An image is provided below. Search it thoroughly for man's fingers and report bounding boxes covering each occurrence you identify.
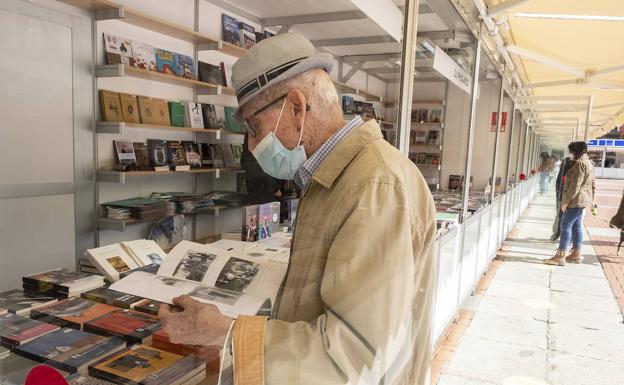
[172,295,198,310]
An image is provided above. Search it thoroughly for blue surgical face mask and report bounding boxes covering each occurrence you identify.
[252,99,307,180]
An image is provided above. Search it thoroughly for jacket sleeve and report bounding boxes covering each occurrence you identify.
[562,162,584,206]
[231,177,436,385]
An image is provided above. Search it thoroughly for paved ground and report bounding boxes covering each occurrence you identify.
[436,181,624,385]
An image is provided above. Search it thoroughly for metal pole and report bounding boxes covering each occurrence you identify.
[584,95,593,141]
[575,118,581,141]
[396,0,420,156]
[515,118,527,181]
[505,103,517,188]
[523,126,532,173]
[490,69,506,201]
[460,27,482,223]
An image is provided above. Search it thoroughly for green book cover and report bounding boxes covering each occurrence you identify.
[224,106,242,132]
[168,101,186,127]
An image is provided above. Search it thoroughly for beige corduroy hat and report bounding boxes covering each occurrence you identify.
[232,33,333,118]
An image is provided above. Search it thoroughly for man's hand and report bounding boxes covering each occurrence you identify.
[561,203,568,212]
[159,295,233,347]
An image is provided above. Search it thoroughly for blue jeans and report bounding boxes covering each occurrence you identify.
[558,207,585,251]
[539,172,549,193]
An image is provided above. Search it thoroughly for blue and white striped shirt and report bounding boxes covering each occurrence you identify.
[293,116,363,190]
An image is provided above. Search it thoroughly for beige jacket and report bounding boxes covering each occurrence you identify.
[232,120,437,385]
[562,154,595,208]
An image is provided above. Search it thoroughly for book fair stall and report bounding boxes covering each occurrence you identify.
[0,0,543,383]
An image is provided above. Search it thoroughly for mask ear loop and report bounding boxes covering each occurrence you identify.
[297,113,305,147]
[272,98,288,136]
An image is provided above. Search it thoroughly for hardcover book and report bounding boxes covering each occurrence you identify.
[118,93,140,123]
[448,175,462,190]
[200,143,224,168]
[183,141,202,168]
[30,297,117,330]
[224,106,242,132]
[231,144,243,165]
[238,22,256,49]
[173,53,195,79]
[167,141,190,171]
[102,33,132,65]
[426,130,440,145]
[131,41,156,71]
[242,205,259,242]
[84,309,161,344]
[202,104,226,129]
[185,102,204,129]
[99,90,123,122]
[85,243,140,282]
[121,239,167,267]
[137,96,170,126]
[198,61,225,85]
[15,328,125,374]
[168,101,186,127]
[23,268,105,296]
[0,313,59,346]
[113,140,137,169]
[132,142,150,171]
[147,140,170,171]
[257,203,274,240]
[81,287,147,310]
[222,14,240,46]
[0,289,58,316]
[154,48,177,76]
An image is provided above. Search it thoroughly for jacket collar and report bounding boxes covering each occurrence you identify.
[311,119,383,189]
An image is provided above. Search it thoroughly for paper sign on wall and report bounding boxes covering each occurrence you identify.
[491,112,507,132]
[432,46,472,94]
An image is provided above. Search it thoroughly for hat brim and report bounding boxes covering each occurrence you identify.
[235,52,334,121]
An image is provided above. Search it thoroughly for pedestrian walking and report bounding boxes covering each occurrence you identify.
[538,153,554,194]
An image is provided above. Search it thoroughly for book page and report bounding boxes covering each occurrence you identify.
[122,239,167,267]
[85,244,139,282]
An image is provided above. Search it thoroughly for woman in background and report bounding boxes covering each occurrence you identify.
[538,153,554,194]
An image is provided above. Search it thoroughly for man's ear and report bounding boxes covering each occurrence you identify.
[286,89,307,130]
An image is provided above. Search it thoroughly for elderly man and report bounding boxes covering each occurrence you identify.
[160,33,437,385]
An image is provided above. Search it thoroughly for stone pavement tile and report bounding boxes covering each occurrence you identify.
[549,305,624,333]
[549,273,615,298]
[550,290,620,314]
[547,352,624,385]
[444,335,548,385]
[485,280,552,302]
[548,323,624,363]
[549,262,606,279]
[491,266,551,287]
[465,312,548,349]
[586,226,621,238]
[475,295,549,322]
[437,374,496,385]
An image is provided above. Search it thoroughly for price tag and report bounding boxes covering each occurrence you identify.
[216,169,220,179]
[216,130,221,140]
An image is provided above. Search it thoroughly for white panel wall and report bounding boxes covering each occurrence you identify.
[440,83,471,190]
[470,79,499,191]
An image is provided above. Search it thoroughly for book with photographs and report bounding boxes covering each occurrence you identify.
[31,297,117,330]
[182,141,202,168]
[200,143,224,168]
[167,141,190,171]
[133,299,163,316]
[202,104,226,129]
[113,140,137,169]
[103,33,133,65]
[185,102,204,129]
[99,90,122,122]
[81,287,147,310]
[231,143,243,165]
[154,48,177,76]
[0,313,59,346]
[15,327,125,374]
[23,268,105,297]
[119,93,140,123]
[85,244,140,282]
[173,53,195,80]
[132,142,150,171]
[84,309,160,344]
[224,106,242,132]
[110,240,289,318]
[168,101,186,127]
[198,61,224,85]
[147,139,170,171]
[426,130,440,145]
[238,22,256,49]
[242,204,259,242]
[89,344,205,385]
[131,41,156,71]
[222,14,240,46]
[122,239,167,267]
[0,289,58,315]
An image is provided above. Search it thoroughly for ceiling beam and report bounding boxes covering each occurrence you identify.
[346,0,403,41]
[506,45,585,77]
[343,53,402,63]
[524,79,578,89]
[417,30,474,43]
[311,35,397,47]
[487,0,531,17]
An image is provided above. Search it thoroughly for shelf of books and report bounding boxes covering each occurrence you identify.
[97,167,244,184]
[334,81,395,105]
[95,121,244,136]
[97,206,227,232]
[409,101,446,190]
[57,0,248,58]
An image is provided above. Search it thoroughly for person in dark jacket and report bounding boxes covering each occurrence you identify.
[550,157,573,241]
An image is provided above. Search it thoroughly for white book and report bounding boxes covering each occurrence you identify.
[85,244,140,282]
[186,102,204,128]
[121,239,167,267]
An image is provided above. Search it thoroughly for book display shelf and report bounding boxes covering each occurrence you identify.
[409,100,447,190]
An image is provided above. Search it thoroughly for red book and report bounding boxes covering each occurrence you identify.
[84,309,160,344]
[0,313,59,346]
[30,297,117,330]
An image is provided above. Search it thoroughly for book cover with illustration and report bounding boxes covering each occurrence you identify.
[182,141,202,168]
[238,22,256,49]
[84,309,161,344]
[81,287,147,310]
[166,141,189,170]
[0,289,58,316]
[118,93,140,123]
[154,48,177,76]
[30,297,117,330]
[22,268,104,296]
[185,102,204,129]
[103,33,132,65]
[168,101,186,127]
[147,140,169,170]
[173,53,195,79]
[0,313,59,346]
[133,142,150,171]
[222,14,240,46]
[99,90,123,123]
[131,41,156,71]
[224,106,242,132]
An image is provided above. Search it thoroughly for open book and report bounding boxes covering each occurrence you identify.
[85,240,167,282]
[110,241,289,318]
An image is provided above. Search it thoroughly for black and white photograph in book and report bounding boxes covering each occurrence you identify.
[172,251,217,282]
[215,258,259,293]
[155,276,190,288]
[189,286,241,306]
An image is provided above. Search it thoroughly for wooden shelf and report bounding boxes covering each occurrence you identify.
[95,64,235,95]
[411,122,443,129]
[98,205,232,231]
[95,121,245,135]
[97,167,244,184]
[58,0,248,58]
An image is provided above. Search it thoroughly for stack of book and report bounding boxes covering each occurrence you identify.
[22,268,105,298]
[81,287,148,310]
[0,313,59,346]
[0,289,58,315]
[150,192,215,214]
[83,309,161,344]
[30,297,118,330]
[102,197,169,221]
